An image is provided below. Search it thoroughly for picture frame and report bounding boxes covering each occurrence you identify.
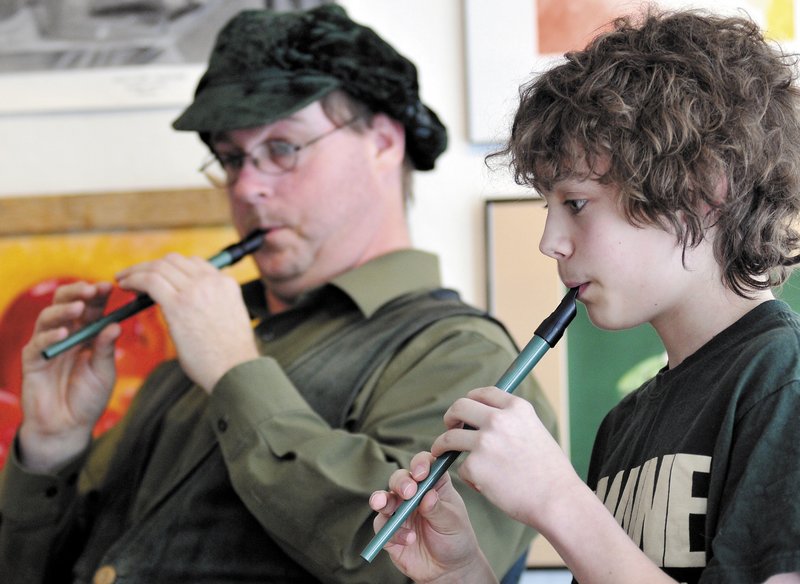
[0,0,267,114]
[485,197,569,567]
[0,188,258,467]
[464,0,800,144]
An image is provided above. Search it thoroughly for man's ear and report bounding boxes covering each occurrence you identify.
[368,113,406,168]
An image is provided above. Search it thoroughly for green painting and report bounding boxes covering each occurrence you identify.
[567,272,800,479]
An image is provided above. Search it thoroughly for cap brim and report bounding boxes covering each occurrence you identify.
[172,75,341,133]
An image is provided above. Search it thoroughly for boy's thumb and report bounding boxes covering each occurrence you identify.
[417,478,463,534]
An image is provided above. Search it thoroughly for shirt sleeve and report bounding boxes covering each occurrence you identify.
[0,360,183,584]
[208,315,556,583]
[699,381,800,583]
[0,440,87,583]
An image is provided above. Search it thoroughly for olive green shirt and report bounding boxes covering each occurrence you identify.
[0,250,556,583]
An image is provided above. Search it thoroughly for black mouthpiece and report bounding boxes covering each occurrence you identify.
[534,287,578,347]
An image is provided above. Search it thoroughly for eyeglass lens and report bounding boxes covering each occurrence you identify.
[201,118,359,187]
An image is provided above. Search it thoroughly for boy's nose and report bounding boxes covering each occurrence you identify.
[538,216,572,260]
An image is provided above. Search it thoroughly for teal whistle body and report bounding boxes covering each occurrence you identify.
[40,229,266,360]
[360,287,578,562]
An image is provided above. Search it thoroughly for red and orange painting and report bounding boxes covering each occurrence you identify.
[0,225,257,468]
[465,0,797,144]
[536,0,795,54]
[536,0,632,54]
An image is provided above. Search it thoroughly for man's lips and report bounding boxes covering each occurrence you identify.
[254,226,292,248]
[256,226,282,237]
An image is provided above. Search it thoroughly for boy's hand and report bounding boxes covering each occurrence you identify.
[432,387,579,528]
[369,451,498,584]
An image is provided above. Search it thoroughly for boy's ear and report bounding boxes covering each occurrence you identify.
[712,175,729,204]
[368,112,406,168]
[706,175,728,216]
[690,175,728,229]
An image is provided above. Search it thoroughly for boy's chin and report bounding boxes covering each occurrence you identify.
[585,306,643,331]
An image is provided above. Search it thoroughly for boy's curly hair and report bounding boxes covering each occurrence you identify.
[499,8,800,296]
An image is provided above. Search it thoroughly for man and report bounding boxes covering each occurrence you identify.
[0,5,555,583]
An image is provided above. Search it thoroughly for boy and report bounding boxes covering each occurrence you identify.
[370,9,800,584]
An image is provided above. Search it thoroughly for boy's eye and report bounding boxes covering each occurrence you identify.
[565,199,587,213]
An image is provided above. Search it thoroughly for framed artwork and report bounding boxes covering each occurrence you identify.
[0,188,259,467]
[0,0,329,114]
[465,0,800,144]
[486,197,571,568]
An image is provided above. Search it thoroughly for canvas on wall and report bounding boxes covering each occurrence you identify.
[0,0,329,114]
[465,0,800,144]
[485,198,568,567]
[0,189,258,468]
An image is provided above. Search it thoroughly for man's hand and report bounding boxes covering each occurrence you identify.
[19,281,120,473]
[115,253,259,392]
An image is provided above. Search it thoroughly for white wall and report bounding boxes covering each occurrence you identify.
[0,0,531,308]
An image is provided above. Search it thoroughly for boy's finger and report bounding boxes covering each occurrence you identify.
[409,451,435,480]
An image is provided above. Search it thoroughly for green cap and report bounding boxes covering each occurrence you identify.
[173,4,447,171]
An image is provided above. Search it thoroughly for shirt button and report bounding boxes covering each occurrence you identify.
[93,565,117,584]
[217,419,228,432]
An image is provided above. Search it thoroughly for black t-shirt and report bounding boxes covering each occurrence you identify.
[584,300,800,584]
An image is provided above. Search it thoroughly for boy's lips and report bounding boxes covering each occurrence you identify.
[563,281,589,298]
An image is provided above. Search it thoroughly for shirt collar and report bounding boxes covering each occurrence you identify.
[242,249,442,320]
[329,249,441,317]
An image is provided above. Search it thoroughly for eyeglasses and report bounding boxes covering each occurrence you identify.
[200,118,360,187]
